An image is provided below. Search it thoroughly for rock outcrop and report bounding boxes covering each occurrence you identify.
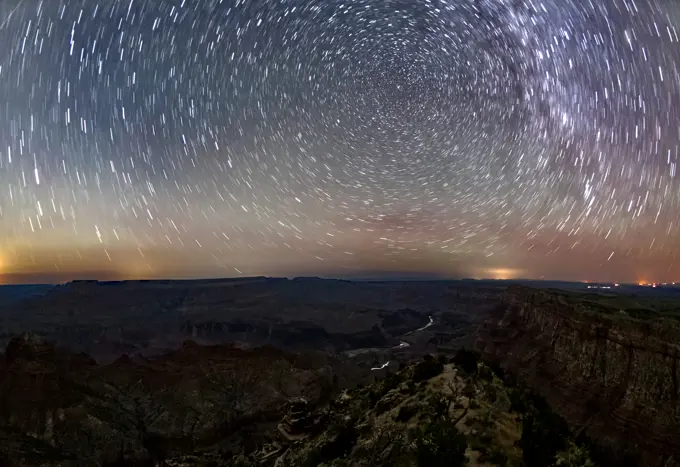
[0,338,341,466]
[478,285,680,467]
[278,397,315,440]
[163,355,548,467]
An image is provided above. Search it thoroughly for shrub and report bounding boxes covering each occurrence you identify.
[367,390,380,408]
[382,373,401,393]
[367,373,401,408]
[485,385,498,402]
[396,404,418,422]
[487,360,505,379]
[468,435,488,453]
[426,394,449,419]
[415,417,467,467]
[588,438,642,467]
[519,408,568,467]
[478,365,494,382]
[481,448,508,466]
[304,421,358,466]
[555,441,595,467]
[374,390,402,415]
[453,348,480,375]
[412,356,444,383]
[508,387,527,413]
[478,432,493,443]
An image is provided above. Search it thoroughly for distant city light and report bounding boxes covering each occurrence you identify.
[484,268,523,280]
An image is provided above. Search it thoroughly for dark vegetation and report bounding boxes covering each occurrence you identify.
[314,347,613,467]
[544,287,680,322]
[516,391,569,467]
[451,347,480,375]
[450,348,605,467]
[302,420,359,467]
[412,354,444,383]
[414,416,467,467]
[361,349,605,467]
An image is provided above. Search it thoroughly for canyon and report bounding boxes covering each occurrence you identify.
[478,285,680,467]
[2,278,680,465]
[0,277,502,364]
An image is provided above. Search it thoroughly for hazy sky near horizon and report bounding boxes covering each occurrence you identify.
[2,0,680,284]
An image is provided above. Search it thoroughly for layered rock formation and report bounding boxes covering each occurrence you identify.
[478,285,680,466]
[277,397,317,441]
[0,335,345,466]
[2,278,476,361]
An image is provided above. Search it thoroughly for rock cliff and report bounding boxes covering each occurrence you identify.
[0,335,355,466]
[478,285,680,467]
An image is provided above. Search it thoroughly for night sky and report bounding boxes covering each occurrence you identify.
[2,0,680,284]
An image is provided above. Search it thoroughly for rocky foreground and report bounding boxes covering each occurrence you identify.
[166,351,597,467]
[0,331,598,467]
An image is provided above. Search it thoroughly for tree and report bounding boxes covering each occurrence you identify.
[556,441,595,467]
[519,407,567,467]
[199,360,262,426]
[83,377,180,465]
[414,416,467,467]
[452,348,480,375]
[412,356,444,383]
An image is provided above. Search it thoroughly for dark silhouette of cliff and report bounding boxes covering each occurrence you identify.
[478,285,680,467]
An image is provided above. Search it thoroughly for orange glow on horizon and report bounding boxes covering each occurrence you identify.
[486,267,523,280]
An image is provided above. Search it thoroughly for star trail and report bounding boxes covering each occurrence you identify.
[1,0,680,283]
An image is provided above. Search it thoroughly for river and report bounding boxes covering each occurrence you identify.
[370,315,434,371]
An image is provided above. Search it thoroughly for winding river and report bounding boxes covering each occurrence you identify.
[370,315,434,371]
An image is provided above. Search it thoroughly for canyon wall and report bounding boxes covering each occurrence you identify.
[478,285,680,467]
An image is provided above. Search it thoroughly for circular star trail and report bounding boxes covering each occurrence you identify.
[1,0,680,283]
